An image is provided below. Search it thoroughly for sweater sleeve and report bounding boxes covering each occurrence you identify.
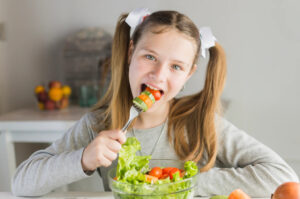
[11,113,96,197]
[195,117,299,197]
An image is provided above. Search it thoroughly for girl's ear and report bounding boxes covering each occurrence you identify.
[128,40,134,64]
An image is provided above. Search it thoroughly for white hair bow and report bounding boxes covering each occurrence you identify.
[125,8,151,36]
[199,27,217,58]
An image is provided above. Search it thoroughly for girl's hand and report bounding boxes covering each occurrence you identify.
[81,130,126,171]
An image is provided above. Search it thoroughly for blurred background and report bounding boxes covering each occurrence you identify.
[0,0,299,192]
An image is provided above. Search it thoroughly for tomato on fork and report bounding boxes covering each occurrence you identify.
[145,87,162,101]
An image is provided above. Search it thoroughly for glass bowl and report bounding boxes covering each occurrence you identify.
[108,159,199,199]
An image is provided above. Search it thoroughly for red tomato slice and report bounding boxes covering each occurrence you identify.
[159,173,169,179]
[168,168,181,180]
[149,167,162,178]
[162,167,176,175]
[145,87,162,101]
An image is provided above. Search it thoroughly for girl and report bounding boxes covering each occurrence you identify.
[12,8,298,197]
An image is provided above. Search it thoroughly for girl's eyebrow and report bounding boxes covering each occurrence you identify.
[141,48,158,55]
[141,48,189,67]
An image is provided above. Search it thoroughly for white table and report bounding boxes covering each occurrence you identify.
[0,192,268,199]
[0,106,90,191]
[0,192,113,199]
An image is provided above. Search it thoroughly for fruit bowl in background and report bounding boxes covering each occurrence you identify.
[34,80,72,110]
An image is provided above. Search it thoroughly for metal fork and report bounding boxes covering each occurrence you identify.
[121,105,142,132]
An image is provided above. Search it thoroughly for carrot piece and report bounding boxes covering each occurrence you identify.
[138,94,153,109]
[145,174,158,183]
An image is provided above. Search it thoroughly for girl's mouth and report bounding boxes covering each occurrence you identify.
[141,83,164,96]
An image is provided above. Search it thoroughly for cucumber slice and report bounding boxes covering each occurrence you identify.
[133,97,148,112]
[209,195,228,199]
[141,91,155,104]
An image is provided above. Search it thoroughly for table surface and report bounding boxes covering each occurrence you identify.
[0,192,268,199]
[0,106,90,132]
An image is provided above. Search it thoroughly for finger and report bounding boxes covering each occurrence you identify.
[107,130,126,144]
[98,154,112,167]
[116,130,127,144]
[107,140,122,153]
[103,148,118,162]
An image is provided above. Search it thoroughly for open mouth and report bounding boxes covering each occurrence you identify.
[141,83,164,96]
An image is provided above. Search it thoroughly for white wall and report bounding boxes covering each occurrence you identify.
[1,0,299,191]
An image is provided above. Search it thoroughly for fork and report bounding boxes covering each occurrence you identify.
[121,105,142,132]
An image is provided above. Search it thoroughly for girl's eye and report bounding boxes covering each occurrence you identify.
[172,64,182,71]
[146,54,156,61]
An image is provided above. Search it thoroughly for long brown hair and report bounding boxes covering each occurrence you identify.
[93,10,227,172]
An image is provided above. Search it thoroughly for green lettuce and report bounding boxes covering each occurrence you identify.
[116,137,151,183]
[183,161,198,179]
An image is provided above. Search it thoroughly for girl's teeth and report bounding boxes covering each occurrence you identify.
[146,84,159,90]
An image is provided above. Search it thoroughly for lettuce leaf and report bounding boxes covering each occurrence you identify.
[183,161,198,179]
[117,137,151,183]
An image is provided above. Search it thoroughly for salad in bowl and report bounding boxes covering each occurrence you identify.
[108,137,199,199]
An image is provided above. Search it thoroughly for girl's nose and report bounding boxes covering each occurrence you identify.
[149,63,167,83]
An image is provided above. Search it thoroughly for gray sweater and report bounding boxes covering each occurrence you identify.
[11,109,299,197]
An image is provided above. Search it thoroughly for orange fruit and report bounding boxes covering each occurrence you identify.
[62,85,72,97]
[272,182,300,199]
[35,85,45,94]
[228,189,251,199]
[48,88,63,102]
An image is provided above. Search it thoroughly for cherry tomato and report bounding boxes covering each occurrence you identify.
[168,168,181,180]
[159,173,169,179]
[162,167,175,175]
[146,87,162,101]
[149,167,162,178]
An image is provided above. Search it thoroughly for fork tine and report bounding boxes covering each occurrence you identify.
[121,106,142,132]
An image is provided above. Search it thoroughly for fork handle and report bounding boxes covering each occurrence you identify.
[121,119,133,132]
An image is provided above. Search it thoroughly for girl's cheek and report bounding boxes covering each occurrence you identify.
[170,78,185,94]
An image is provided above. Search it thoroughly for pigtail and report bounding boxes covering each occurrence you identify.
[110,14,132,129]
[195,42,226,171]
[169,42,226,172]
[93,13,132,129]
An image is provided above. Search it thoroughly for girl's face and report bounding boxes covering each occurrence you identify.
[128,28,197,112]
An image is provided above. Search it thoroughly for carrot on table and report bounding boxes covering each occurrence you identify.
[228,189,251,199]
